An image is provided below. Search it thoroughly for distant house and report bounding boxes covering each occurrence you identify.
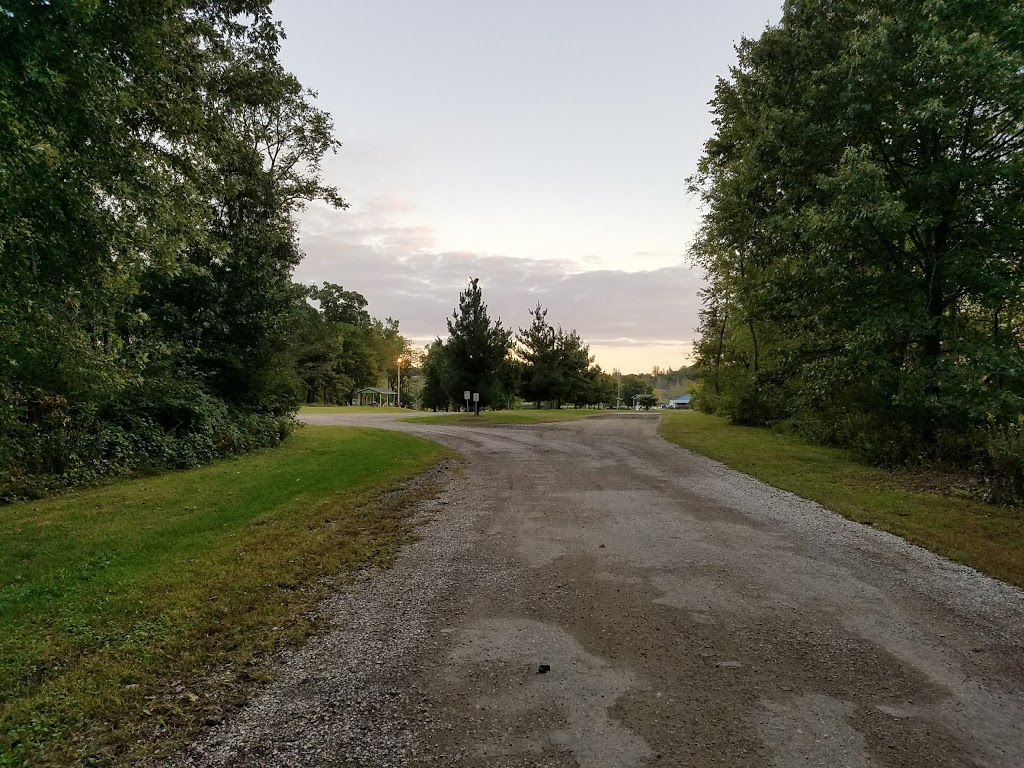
[354,386,398,406]
[668,395,692,410]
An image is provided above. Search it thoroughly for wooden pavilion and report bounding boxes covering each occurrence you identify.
[354,386,398,406]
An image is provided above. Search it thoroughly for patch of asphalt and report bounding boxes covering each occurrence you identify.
[166,414,1024,767]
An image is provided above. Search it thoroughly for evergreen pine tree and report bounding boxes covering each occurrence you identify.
[554,328,594,408]
[516,303,560,407]
[442,278,513,409]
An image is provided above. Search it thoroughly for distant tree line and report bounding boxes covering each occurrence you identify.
[419,279,619,412]
[292,282,412,406]
[689,0,1024,502]
[0,3,373,500]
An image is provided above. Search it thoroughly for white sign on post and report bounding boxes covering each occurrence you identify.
[472,392,480,402]
[464,391,471,400]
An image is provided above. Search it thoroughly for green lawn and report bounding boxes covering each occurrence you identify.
[659,411,1024,588]
[299,405,409,414]
[404,409,610,425]
[0,426,449,767]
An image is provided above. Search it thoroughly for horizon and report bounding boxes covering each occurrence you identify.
[275,0,783,372]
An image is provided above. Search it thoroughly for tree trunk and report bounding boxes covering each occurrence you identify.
[714,310,728,395]
[747,318,759,373]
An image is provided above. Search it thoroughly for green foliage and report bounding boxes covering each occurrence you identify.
[636,393,659,411]
[580,365,619,408]
[515,303,605,408]
[291,283,413,406]
[979,418,1024,506]
[660,410,1024,587]
[440,278,514,409]
[516,303,561,405]
[689,0,1024,492]
[620,374,654,408]
[419,339,452,411]
[1,3,351,499]
[0,383,291,502]
[312,282,371,326]
[0,426,448,765]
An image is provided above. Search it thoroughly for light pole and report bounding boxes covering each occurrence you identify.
[396,356,403,408]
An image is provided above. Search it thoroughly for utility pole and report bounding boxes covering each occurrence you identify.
[396,356,403,408]
[614,367,622,410]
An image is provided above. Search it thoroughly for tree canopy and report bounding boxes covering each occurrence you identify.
[440,278,514,408]
[515,303,599,408]
[689,0,1024,498]
[0,3,355,498]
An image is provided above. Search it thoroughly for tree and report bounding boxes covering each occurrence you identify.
[516,303,560,406]
[0,3,347,498]
[553,328,594,408]
[579,365,618,408]
[287,285,415,406]
[442,278,513,409]
[620,375,654,410]
[312,283,370,327]
[637,394,659,411]
[420,340,451,411]
[689,0,1024,471]
[515,303,596,408]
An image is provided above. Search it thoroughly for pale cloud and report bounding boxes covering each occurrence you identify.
[293,202,704,372]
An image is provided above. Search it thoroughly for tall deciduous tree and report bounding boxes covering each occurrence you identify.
[690,0,1024,478]
[0,3,347,498]
[420,340,451,411]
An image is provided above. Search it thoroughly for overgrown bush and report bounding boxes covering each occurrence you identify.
[978,419,1024,506]
[0,386,294,503]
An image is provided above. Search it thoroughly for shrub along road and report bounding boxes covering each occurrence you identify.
[173,412,1024,767]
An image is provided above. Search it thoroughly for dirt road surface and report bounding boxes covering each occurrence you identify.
[171,414,1024,767]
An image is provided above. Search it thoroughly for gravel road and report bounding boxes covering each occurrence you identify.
[169,413,1024,767]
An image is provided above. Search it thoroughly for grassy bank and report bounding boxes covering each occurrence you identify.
[405,409,609,426]
[0,426,449,766]
[659,411,1024,588]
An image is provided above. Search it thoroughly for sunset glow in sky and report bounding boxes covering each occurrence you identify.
[276,0,782,373]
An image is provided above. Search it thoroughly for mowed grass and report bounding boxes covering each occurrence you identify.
[404,409,609,425]
[659,411,1024,587]
[299,405,408,414]
[0,426,449,767]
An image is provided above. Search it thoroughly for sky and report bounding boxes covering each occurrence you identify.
[275,0,783,373]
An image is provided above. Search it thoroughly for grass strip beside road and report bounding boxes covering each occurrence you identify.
[0,426,449,767]
[299,405,410,414]
[404,409,608,425]
[659,411,1024,588]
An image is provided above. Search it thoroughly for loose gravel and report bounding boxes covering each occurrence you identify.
[166,414,1024,768]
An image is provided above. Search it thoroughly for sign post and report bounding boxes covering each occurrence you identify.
[464,390,471,413]
[473,392,480,416]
